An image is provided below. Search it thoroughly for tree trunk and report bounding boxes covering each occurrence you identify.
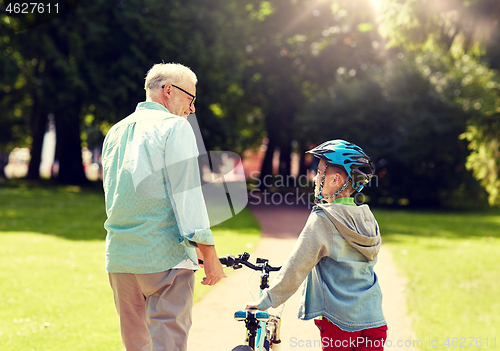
[278,137,291,178]
[26,94,46,180]
[297,138,309,178]
[276,104,294,178]
[54,106,89,185]
[0,151,8,179]
[259,136,276,191]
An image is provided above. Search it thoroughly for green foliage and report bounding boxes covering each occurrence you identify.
[377,0,500,205]
[461,129,500,205]
[0,0,267,180]
[421,51,500,206]
[2,0,497,205]
[243,0,383,179]
[299,52,485,207]
[0,10,36,152]
[378,0,495,56]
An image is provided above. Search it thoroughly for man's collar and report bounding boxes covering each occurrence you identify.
[136,101,171,113]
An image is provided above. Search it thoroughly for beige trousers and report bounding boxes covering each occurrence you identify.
[109,269,195,351]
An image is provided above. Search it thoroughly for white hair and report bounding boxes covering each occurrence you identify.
[144,63,197,99]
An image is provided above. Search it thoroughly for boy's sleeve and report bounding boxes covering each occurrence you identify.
[256,210,334,311]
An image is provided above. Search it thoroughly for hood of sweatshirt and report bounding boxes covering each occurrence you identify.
[316,203,381,261]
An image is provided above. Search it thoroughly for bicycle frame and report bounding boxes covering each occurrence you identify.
[211,253,282,351]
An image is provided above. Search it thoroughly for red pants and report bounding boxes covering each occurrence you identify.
[315,318,388,351]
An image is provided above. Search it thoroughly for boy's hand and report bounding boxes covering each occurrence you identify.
[245,302,261,311]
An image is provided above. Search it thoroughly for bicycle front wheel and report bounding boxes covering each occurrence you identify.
[231,346,252,351]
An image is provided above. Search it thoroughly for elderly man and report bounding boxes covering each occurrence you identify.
[102,63,226,351]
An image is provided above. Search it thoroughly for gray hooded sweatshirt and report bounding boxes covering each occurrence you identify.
[255,199,386,332]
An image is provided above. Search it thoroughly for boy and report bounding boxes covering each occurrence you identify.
[246,139,387,351]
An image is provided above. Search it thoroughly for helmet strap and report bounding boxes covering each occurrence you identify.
[332,179,352,198]
[314,164,352,204]
[314,165,328,204]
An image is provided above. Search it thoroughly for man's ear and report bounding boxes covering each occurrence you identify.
[163,84,172,98]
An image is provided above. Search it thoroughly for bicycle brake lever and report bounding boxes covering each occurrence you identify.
[240,252,250,260]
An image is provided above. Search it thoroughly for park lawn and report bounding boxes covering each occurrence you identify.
[0,183,260,351]
[374,209,500,351]
[3,182,498,351]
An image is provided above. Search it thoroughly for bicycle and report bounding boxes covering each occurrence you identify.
[201,252,283,351]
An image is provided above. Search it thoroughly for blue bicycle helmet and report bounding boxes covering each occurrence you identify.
[307,140,375,203]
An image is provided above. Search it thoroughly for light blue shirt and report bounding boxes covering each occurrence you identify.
[102,102,214,274]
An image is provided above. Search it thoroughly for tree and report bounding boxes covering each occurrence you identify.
[0,87,28,178]
[298,51,483,207]
[237,0,382,187]
[377,0,500,205]
[0,15,43,180]
[0,0,264,184]
[1,0,89,183]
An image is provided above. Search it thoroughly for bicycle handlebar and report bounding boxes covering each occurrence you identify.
[199,252,281,272]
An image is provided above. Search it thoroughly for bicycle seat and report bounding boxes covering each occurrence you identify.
[234,310,270,321]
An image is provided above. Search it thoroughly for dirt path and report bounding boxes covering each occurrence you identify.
[189,203,415,350]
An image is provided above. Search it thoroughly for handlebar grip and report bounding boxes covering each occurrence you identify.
[197,257,232,266]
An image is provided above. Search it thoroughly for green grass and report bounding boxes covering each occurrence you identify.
[0,182,260,351]
[374,209,500,350]
[0,233,120,350]
[4,181,498,350]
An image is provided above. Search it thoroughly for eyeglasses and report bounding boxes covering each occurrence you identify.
[162,84,196,105]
